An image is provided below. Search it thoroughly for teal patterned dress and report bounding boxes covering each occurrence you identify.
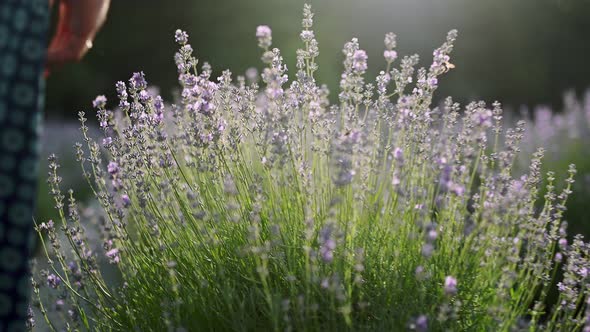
[0,0,49,330]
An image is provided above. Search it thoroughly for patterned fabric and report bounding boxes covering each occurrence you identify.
[0,0,49,330]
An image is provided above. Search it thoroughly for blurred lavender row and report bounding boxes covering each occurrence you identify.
[520,90,590,158]
[516,90,590,235]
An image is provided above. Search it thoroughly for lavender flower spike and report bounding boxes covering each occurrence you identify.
[444,276,458,295]
[256,25,272,49]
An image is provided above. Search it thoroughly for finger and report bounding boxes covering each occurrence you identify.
[47,2,70,67]
[47,35,91,69]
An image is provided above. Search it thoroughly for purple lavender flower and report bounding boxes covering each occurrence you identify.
[352,49,368,73]
[26,306,35,329]
[106,248,120,264]
[415,315,428,332]
[119,99,130,111]
[393,147,404,161]
[432,49,451,69]
[174,29,189,45]
[39,219,54,231]
[256,25,272,38]
[200,133,213,143]
[47,274,61,289]
[256,25,272,49]
[115,81,126,95]
[190,80,219,115]
[245,67,258,83]
[154,95,164,112]
[319,224,337,263]
[322,239,336,262]
[92,95,107,109]
[182,74,197,87]
[102,137,113,146]
[67,261,78,273]
[472,108,493,127]
[558,238,568,249]
[121,194,131,208]
[384,50,398,63]
[55,299,65,311]
[138,90,150,103]
[427,77,438,88]
[107,161,119,175]
[180,44,193,57]
[300,30,314,42]
[153,113,164,124]
[392,175,401,186]
[130,71,147,91]
[450,183,465,196]
[68,309,77,320]
[217,120,227,133]
[444,275,458,295]
[427,229,438,241]
[175,54,186,73]
[384,32,396,50]
[266,87,284,99]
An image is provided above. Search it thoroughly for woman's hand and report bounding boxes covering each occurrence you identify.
[46,0,111,71]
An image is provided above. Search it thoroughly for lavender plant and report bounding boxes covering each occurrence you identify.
[32,5,590,331]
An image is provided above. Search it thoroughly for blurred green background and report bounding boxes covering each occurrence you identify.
[39,0,590,231]
[45,0,590,116]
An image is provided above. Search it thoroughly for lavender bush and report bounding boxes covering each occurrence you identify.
[32,5,590,331]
